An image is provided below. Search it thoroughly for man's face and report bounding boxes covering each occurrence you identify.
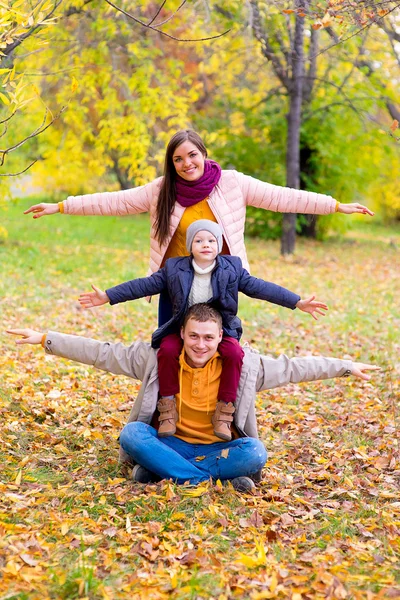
[181,318,223,368]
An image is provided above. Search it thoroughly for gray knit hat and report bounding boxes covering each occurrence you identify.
[186,219,223,254]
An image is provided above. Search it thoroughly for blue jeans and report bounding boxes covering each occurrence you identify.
[119,421,267,485]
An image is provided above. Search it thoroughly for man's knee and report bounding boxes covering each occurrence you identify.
[241,438,267,470]
[119,421,149,447]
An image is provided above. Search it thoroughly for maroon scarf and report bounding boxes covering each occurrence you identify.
[175,159,222,207]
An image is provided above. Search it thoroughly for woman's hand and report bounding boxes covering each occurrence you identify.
[6,328,43,345]
[351,363,381,380]
[79,285,110,309]
[296,295,328,320]
[338,203,374,216]
[24,203,60,219]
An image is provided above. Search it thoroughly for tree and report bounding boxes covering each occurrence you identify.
[1,0,228,183]
[8,0,231,193]
[0,0,66,177]
[249,0,400,254]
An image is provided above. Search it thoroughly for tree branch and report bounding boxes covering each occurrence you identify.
[0,159,38,177]
[303,28,318,103]
[152,1,188,27]
[312,2,400,58]
[103,0,230,42]
[249,0,290,90]
[148,1,167,26]
[325,26,400,128]
[0,106,67,167]
[2,0,64,60]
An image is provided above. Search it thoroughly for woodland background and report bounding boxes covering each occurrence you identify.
[1,1,400,598]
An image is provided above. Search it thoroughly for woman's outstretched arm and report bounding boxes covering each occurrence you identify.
[236,171,374,217]
[24,178,162,219]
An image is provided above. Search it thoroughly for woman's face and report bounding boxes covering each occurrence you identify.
[172,141,205,181]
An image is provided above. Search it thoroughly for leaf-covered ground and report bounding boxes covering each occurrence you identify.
[1,200,399,599]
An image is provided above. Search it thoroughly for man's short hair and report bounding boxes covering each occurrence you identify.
[182,303,223,330]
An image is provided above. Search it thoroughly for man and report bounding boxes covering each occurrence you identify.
[7,304,379,492]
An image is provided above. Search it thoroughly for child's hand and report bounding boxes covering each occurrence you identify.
[79,285,110,309]
[296,295,328,320]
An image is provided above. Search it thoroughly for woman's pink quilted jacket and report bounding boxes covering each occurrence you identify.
[63,170,336,274]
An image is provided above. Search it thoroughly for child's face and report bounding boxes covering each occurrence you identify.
[191,230,219,264]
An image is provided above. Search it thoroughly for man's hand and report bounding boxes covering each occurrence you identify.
[79,285,110,309]
[351,363,381,381]
[296,296,328,320]
[6,328,43,345]
[338,203,374,216]
[23,203,60,219]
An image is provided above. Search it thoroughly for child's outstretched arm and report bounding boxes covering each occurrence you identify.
[238,266,327,317]
[295,295,328,320]
[79,268,169,309]
[79,285,110,309]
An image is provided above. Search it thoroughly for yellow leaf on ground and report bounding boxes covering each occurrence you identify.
[126,516,131,534]
[61,522,69,535]
[180,484,209,497]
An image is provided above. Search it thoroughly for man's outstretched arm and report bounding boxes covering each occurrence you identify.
[256,352,380,392]
[6,328,153,381]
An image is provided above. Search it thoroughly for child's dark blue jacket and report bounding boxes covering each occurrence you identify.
[106,255,300,348]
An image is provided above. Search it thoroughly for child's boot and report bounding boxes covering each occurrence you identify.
[212,401,235,441]
[157,396,178,437]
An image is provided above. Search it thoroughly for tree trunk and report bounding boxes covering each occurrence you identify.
[110,155,132,190]
[299,143,317,238]
[281,2,306,256]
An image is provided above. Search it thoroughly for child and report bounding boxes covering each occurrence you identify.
[79,220,328,441]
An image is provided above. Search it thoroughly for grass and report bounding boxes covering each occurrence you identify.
[0,197,399,598]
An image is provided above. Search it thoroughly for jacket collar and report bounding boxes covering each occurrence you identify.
[177,254,229,271]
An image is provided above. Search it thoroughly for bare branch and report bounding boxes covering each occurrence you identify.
[0,105,67,168]
[0,159,38,177]
[249,0,290,89]
[153,0,188,27]
[378,21,400,68]
[302,98,371,123]
[274,30,291,67]
[325,25,400,125]
[249,85,286,110]
[302,74,367,118]
[103,0,230,42]
[303,28,318,103]
[0,121,9,140]
[148,1,167,26]
[0,112,16,126]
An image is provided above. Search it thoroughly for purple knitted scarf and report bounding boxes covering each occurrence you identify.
[175,159,222,207]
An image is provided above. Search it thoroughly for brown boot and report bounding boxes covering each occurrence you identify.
[212,401,235,441]
[157,396,178,437]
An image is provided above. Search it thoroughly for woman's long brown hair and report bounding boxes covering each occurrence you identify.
[155,130,207,246]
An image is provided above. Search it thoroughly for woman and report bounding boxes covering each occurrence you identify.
[25,129,373,323]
